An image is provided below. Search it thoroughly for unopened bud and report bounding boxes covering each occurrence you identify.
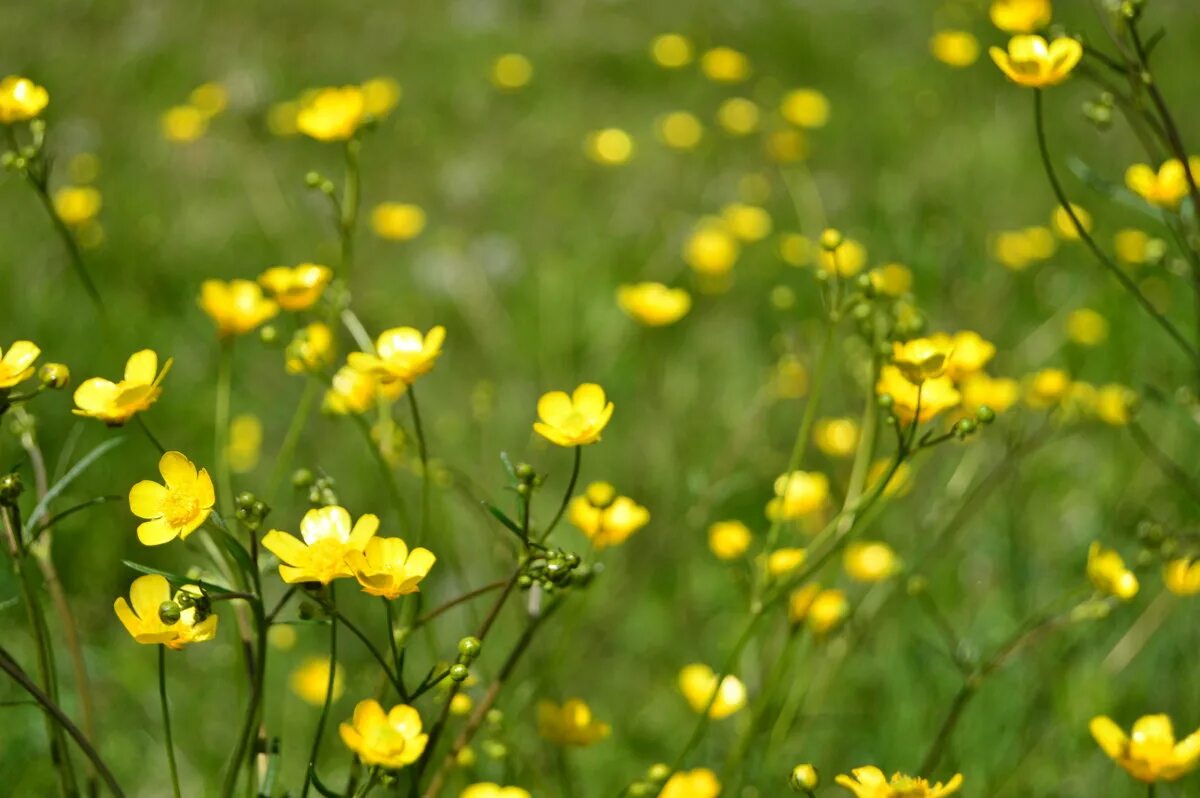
[38,363,70,389]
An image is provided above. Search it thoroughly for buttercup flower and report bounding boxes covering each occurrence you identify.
[73,349,172,425]
[781,88,829,129]
[661,769,721,798]
[537,698,611,746]
[709,520,752,560]
[788,584,822,625]
[129,451,215,546]
[1164,558,1200,596]
[657,111,704,150]
[1052,203,1092,240]
[700,46,751,83]
[371,202,427,240]
[568,483,649,549]
[1066,309,1108,346]
[491,54,533,90]
[870,263,913,297]
[349,326,446,386]
[585,128,634,165]
[650,33,693,68]
[684,222,740,276]
[679,664,746,718]
[339,699,427,769]
[0,340,40,389]
[227,414,262,473]
[722,203,772,242]
[945,331,995,380]
[286,322,335,375]
[1090,714,1200,783]
[836,766,963,797]
[989,35,1082,87]
[1087,542,1139,600]
[931,30,980,68]
[297,86,366,141]
[990,0,1052,33]
[818,235,868,277]
[1095,384,1136,426]
[716,97,760,136]
[199,279,279,337]
[290,656,346,705]
[258,263,333,311]
[767,547,807,576]
[792,764,820,790]
[1125,159,1198,210]
[617,282,692,326]
[806,588,849,635]
[263,505,379,584]
[533,383,614,446]
[323,364,406,415]
[461,785,531,798]
[766,471,829,521]
[345,537,436,599]
[961,374,1019,415]
[54,186,102,226]
[360,77,402,117]
[1024,367,1070,408]
[0,76,49,123]
[877,366,961,424]
[113,575,218,649]
[844,541,900,582]
[814,417,860,458]
[892,338,951,384]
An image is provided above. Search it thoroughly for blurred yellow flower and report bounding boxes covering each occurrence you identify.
[450,693,473,716]
[263,505,378,584]
[779,233,812,267]
[818,237,867,277]
[534,383,613,446]
[807,588,849,635]
[700,46,750,83]
[765,128,809,163]
[372,202,427,241]
[960,373,1019,414]
[568,483,648,550]
[537,699,611,746]
[189,82,228,117]
[788,583,822,624]
[931,30,980,67]
[722,203,771,242]
[1125,159,1197,210]
[814,417,860,458]
[297,86,366,142]
[685,222,740,275]
[678,664,746,718]
[1065,308,1108,346]
[877,366,961,424]
[650,33,693,68]
[53,186,101,226]
[199,279,279,337]
[774,354,809,399]
[339,699,427,769]
[585,128,634,165]
[1164,558,1200,596]
[267,101,300,137]
[716,97,760,136]
[844,541,900,582]
[0,75,49,123]
[1095,383,1136,426]
[268,624,297,650]
[324,365,405,415]
[73,349,171,425]
[286,322,335,375]
[766,471,829,521]
[1090,714,1200,783]
[708,520,752,560]
[780,88,830,128]
[945,331,995,380]
[1024,367,1069,409]
[491,54,533,90]
[128,451,215,546]
[349,326,446,386]
[767,547,807,576]
[462,784,531,798]
[992,226,1057,270]
[259,263,333,311]
[361,77,402,117]
[617,282,692,327]
[0,340,39,389]
[1114,228,1157,265]
[290,656,346,705]
[836,767,963,797]
[227,413,262,473]
[345,537,436,599]
[870,263,913,296]
[989,35,1082,87]
[661,769,720,798]
[1052,203,1092,240]
[657,111,704,150]
[1087,541,1139,600]
[990,0,1052,33]
[161,105,207,142]
[68,152,101,183]
[892,338,951,384]
[114,575,218,649]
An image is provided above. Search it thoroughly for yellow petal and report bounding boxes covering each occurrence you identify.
[129,574,170,619]
[159,451,197,489]
[124,349,159,384]
[262,530,309,565]
[348,513,380,549]
[137,517,179,546]
[572,383,607,416]
[128,480,167,519]
[1090,716,1129,758]
[2,340,40,372]
[537,391,573,426]
[195,468,216,508]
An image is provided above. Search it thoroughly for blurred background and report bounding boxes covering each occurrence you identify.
[3,0,1200,795]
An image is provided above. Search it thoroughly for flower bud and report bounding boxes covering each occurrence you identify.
[0,472,24,503]
[819,228,843,250]
[38,363,70,389]
[646,764,671,783]
[158,600,182,625]
[975,405,996,424]
[457,636,482,660]
[515,463,535,480]
[304,171,323,188]
[791,763,819,791]
[449,663,470,682]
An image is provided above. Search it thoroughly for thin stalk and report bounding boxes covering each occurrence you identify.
[136,415,168,455]
[158,647,182,798]
[406,386,431,540]
[215,340,235,517]
[383,599,403,693]
[413,579,509,629]
[541,445,582,542]
[340,138,361,276]
[221,597,267,798]
[302,585,339,798]
[349,411,412,530]
[267,378,318,502]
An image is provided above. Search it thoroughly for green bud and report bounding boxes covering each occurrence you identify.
[304,171,323,187]
[877,393,894,410]
[975,405,996,424]
[627,782,654,797]
[485,709,504,726]
[481,740,507,760]
[292,468,315,488]
[790,763,819,791]
[515,463,535,480]
[235,491,256,510]
[646,764,671,783]
[259,324,278,345]
[0,472,24,503]
[516,483,530,497]
[158,601,182,625]
[457,637,482,660]
[449,664,470,682]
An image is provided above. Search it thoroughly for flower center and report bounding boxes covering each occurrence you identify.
[162,490,199,527]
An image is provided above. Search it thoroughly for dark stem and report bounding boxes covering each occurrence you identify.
[541,446,582,542]
[406,386,431,541]
[158,647,182,798]
[302,584,339,798]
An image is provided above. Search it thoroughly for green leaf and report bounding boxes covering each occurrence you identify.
[26,436,125,528]
[208,524,257,584]
[499,451,518,482]
[121,560,233,595]
[483,501,525,541]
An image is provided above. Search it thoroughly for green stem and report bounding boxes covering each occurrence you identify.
[158,647,182,798]
[349,411,412,530]
[406,386,431,541]
[267,378,318,502]
[135,415,168,455]
[302,585,339,798]
[313,598,405,698]
[215,340,235,517]
[340,138,361,277]
[221,597,267,798]
[541,445,582,542]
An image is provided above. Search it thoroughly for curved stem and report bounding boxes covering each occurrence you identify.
[349,411,412,530]
[215,340,235,517]
[541,446,582,542]
[135,415,168,455]
[414,579,509,629]
[158,647,182,798]
[267,378,318,502]
[406,386,431,541]
[302,584,339,798]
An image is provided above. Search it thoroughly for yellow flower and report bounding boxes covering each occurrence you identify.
[491,54,533,90]
[765,129,809,164]
[262,505,379,584]
[657,111,704,150]
[813,417,860,458]
[845,542,900,582]
[1114,228,1159,265]
[1024,367,1070,409]
[1090,714,1200,783]
[286,322,335,375]
[989,35,1082,87]
[533,384,614,447]
[870,264,913,297]
[990,0,1052,33]
[775,354,809,399]
[53,186,102,226]
[708,521,752,560]
[0,76,49,123]
[189,82,228,117]
[1095,384,1136,426]
[685,222,740,275]
[1164,558,1200,596]
[867,459,913,498]
[781,88,829,128]
[1052,203,1092,240]
[1125,159,1196,210]
[199,279,279,337]
[227,414,262,473]
[818,236,868,277]
[878,366,961,424]
[0,340,40,389]
[323,365,404,415]
[807,588,849,635]
[568,484,649,550]
[1065,308,1108,346]
[767,547,807,576]
[162,105,207,142]
[339,699,427,769]
[1087,542,1139,600]
[349,326,446,386]
[361,77,402,117]
[778,233,812,267]
[258,263,333,311]
[766,471,829,522]
[716,97,760,136]
[722,203,772,242]
[650,34,693,68]
[461,784,531,798]
[345,537,436,599]
[290,656,346,705]
[449,693,473,716]
[113,575,218,650]
[992,226,1057,270]
[792,764,820,790]
[585,128,634,165]
[661,769,720,798]
[835,766,963,797]
[945,331,996,380]
[537,698,611,746]
[128,451,215,546]
[961,374,1019,414]
[73,349,171,425]
[700,47,750,83]
[297,86,366,141]
[931,30,980,68]
[678,664,746,718]
[617,283,692,327]
[892,338,952,384]
[371,202,427,241]
[787,583,821,625]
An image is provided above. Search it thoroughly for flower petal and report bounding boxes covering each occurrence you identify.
[128,480,168,519]
[124,349,159,384]
[159,451,197,489]
[137,517,179,546]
